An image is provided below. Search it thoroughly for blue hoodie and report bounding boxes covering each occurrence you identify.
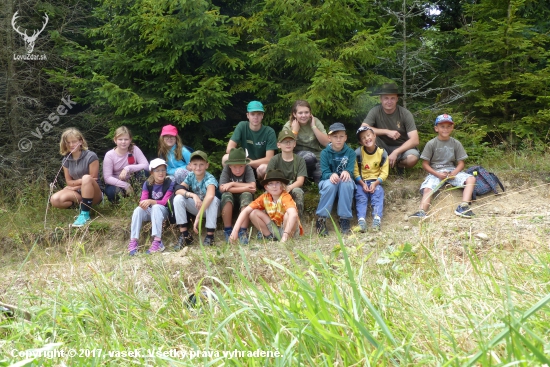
[166,145,192,176]
[319,143,356,181]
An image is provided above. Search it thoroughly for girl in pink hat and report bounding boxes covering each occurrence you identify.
[157,124,192,183]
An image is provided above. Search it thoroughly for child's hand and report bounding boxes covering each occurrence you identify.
[291,119,300,133]
[125,185,134,195]
[229,229,239,243]
[340,171,351,182]
[246,184,256,193]
[329,173,340,184]
[192,195,202,210]
[139,199,154,210]
[193,220,200,234]
[366,181,378,193]
[310,115,316,128]
[119,169,128,180]
[219,183,231,192]
[386,130,400,140]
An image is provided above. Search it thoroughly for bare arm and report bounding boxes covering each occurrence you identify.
[311,116,329,146]
[224,182,256,194]
[225,140,238,155]
[249,150,275,169]
[422,160,447,180]
[229,206,254,242]
[287,176,305,192]
[174,183,190,196]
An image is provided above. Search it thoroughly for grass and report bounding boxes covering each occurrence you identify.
[1,151,550,366]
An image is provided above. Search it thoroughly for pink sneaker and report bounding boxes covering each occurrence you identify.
[128,239,139,256]
[146,239,165,254]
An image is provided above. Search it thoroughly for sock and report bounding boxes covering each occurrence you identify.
[154,236,161,242]
[239,227,247,232]
[206,234,214,240]
[80,198,93,212]
[181,230,189,238]
[224,226,232,232]
[460,201,469,207]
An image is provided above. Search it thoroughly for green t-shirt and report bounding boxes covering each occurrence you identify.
[283,117,326,159]
[362,105,417,147]
[266,154,307,184]
[230,121,277,161]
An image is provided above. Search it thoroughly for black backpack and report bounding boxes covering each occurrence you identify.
[146,178,177,224]
[465,165,505,200]
[355,146,388,179]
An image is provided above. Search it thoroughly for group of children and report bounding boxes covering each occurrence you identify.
[50,102,476,255]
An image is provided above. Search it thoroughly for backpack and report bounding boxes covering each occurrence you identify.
[465,165,505,200]
[355,147,388,179]
[146,178,177,224]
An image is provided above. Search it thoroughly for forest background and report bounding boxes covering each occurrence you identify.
[0,0,549,193]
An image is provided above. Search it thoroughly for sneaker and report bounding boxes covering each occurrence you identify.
[174,233,193,251]
[339,218,351,235]
[410,210,427,219]
[358,218,367,233]
[257,231,264,240]
[203,236,215,246]
[316,217,328,236]
[238,228,249,245]
[372,216,381,231]
[455,203,475,218]
[146,239,165,254]
[223,228,233,243]
[72,211,91,227]
[263,233,276,241]
[128,239,139,256]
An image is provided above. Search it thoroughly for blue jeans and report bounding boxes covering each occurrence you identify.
[315,179,355,219]
[355,180,384,219]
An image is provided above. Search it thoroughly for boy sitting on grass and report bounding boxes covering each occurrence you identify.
[173,151,220,247]
[266,129,308,219]
[354,126,389,232]
[219,147,256,244]
[229,169,303,243]
[410,114,476,219]
[315,123,356,236]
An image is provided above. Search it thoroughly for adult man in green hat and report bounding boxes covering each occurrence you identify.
[360,83,419,171]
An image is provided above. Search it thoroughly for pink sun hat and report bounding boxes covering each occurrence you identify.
[160,124,178,136]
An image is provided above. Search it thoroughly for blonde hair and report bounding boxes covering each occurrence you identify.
[289,100,312,123]
[158,135,184,161]
[147,165,167,185]
[113,126,135,153]
[264,181,288,192]
[59,128,88,155]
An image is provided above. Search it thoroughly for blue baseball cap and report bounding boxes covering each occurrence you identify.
[434,114,454,126]
[328,122,346,135]
[247,101,265,113]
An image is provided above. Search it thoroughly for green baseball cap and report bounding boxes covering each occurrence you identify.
[247,101,265,113]
[278,129,296,143]
[190,150,208,162]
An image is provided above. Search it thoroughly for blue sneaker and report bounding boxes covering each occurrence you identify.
[72,211,91,227]
[223,228,233,243]
[410,210,427,219]
[372,216,381,231]
[455,203,475,218]
[358,218,367,233]
[146,239,165,254]
[238,228,249,245]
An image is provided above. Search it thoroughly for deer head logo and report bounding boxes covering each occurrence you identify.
[11,11,49,54]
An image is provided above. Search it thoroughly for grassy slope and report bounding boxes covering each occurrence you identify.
[1,151,550,366]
